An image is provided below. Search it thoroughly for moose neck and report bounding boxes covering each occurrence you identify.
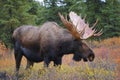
[58,30,81,55]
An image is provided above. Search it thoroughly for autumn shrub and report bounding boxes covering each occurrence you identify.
[0,37,120,80]
[13,58,116,80]
[88,37,120,49]
[0,42,8,58]
[0,54,117,80]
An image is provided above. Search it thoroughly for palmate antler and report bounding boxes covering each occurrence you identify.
[58,11,102,40]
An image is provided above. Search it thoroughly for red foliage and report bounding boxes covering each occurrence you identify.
[0,42,8,57]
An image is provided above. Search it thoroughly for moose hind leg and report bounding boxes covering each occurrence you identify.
[14,41,23,79]
[14,49,23,71]
[14,49,23,79]
[26,59,34,69]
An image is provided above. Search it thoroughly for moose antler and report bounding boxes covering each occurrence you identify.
[58,11,102,40]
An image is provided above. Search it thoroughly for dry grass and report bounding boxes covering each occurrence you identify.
[0,37,120,80]
[0,42,8,57]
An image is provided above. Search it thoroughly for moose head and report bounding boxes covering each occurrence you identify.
[59,11,102,61]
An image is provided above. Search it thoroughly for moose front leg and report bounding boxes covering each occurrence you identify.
[53,57,62,66]
[26,59,34,69]
[44,56,50,67]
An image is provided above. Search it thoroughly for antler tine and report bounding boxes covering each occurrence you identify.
[93,29,103,36]
[65,15,68,21]
[83,15,86,20]
[94,29,98,34]
[91,19,98,29]
[58,12,66,23]
[58,12,73,31]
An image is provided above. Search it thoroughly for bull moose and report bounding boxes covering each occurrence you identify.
[12,11,102,75]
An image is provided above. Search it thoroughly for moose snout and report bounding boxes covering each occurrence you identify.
[83,53,95,62]
[88,53,95,62]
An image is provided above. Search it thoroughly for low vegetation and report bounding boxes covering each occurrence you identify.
[0,37,120,80]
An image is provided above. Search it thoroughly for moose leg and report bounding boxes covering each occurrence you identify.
[14,49,23,79]
[26,59,34,69]
[44,56,50,67]
[14,41,23,79]
[53,57,62,66]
